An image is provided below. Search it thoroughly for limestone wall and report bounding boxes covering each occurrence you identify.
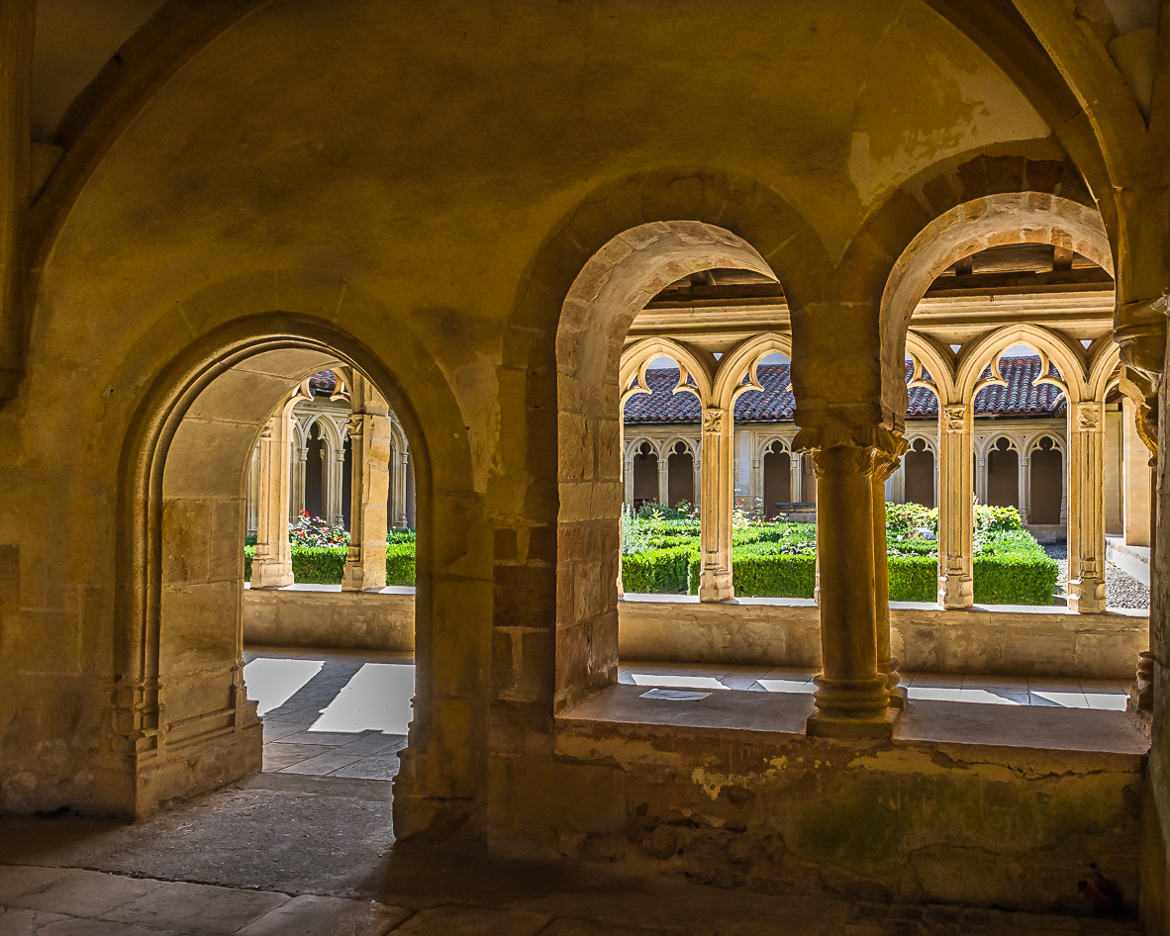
[243,586,414,652]
[618,597,1147,679]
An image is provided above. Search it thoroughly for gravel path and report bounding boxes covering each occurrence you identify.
[1043,542,1149,610]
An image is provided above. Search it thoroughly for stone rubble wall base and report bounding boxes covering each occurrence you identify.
[483,728,1143,914]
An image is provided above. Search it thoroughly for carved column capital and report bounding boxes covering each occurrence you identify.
[701,408,724,433]
[941,403,968,433]
[1070,400,1103,432]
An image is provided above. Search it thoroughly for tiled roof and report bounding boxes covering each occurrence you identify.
[623,356,1066,424]
[308,371,337,393]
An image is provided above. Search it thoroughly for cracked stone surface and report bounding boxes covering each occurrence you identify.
[0,776,1144,935]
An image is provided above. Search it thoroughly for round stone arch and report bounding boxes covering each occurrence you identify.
[112,311,475,825]
[553,220,785,710]
[879,193,1111,428]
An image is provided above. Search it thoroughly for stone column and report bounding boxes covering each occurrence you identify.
[790,451,802,503]
[623,456,634,508]
[394,448,410,528]
[657,455,670,506]
[250,410,294,588]
[692,453,702,510]
[245,444,260,537]
[975,453,988,505]
[872,449,906,707]
[290,443,308,521]
[806,442,894,737]
[937,403,974,608]
[326,442,347,529]
[1067,400,1107,613]
[341,412,392,592]
[1017,453,1030,525]
[699,406,734,601]
[750,455,763,504]
[891,458,906,504]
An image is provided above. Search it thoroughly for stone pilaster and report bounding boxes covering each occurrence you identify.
[250,411,294,588]
[801,437,895,738]
[699,406,734,601]
[1067,400,1107,613]
[341,410,392,591]
[657,455,670,506]
[937,403,974,608]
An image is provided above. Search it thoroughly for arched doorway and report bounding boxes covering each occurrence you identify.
[114,325,458,821]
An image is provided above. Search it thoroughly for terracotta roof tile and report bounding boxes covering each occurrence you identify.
[624,356,1066,424]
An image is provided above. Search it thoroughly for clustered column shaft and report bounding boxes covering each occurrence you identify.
[937,402,974,608]
[805,442,896,737]
[1066,400,1106,612]
[698,406,734,601]
[872,450,904,707]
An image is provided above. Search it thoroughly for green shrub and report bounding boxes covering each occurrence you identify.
[732,549,817,597]
[975,504,1024,535]
[291,546,347,583]
[244,544,254,579]
[622,546,693,593]
[973,529,1057,604]
[385,542,416,586]
[886,502,938,538]
[887,555,938,601]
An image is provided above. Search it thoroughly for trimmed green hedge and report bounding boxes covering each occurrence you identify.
[243,544,416,586]
[386,542,416,586]
[622,546,693,594]
[887,555,938,602]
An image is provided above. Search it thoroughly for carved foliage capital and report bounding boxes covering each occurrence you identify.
[1071,400,1102,432]
[702,408,724,433]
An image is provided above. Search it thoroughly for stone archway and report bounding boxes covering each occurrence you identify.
[112,315,454,820]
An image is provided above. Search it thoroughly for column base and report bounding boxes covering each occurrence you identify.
[341,564,387,592]
[250,561,293,589]
[879,658,905,709]
[938,574,973,610]
[698,572,734,602]
[1128,650,1155,713]
[1067,577,1106,614]
[806,675,897,739]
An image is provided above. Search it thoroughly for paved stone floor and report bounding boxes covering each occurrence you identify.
[244,649,413,780]
[0,650,1146,933]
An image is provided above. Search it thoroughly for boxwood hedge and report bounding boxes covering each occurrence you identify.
[242,511,1059,606]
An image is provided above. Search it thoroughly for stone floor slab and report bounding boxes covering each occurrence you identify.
[0,906,72,935]
[0,867,70,904]
[8,868,164,917]
[234,894,410,935]
[388,905,549,936]
[101,881,289,934]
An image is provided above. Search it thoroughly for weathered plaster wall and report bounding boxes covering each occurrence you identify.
[619,597,1147,679]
